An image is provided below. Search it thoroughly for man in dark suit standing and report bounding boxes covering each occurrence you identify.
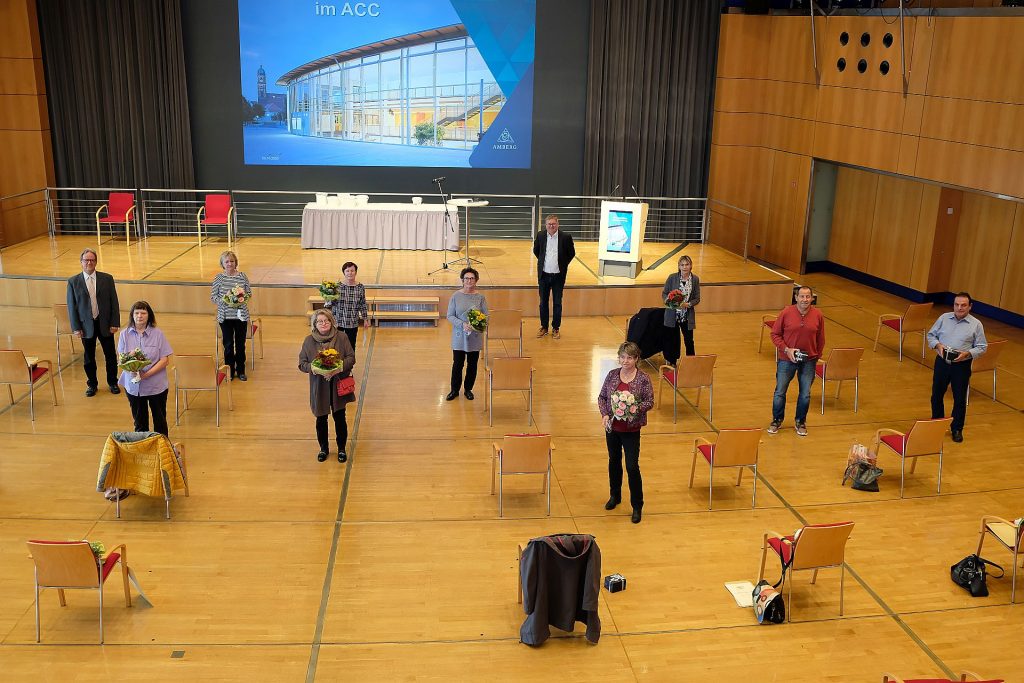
[532,214,575,340]
[67,248,121,396]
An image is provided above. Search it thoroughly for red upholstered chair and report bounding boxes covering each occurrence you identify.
[196,194,235,247]
[758,314,777,353]
[882,673,1002,683]
[0,349,58,421]
[758,521,854,621]
[95,192,138,247]
[874,418,952,498]
[967,339,1008,405]
[26,540,134,643]
[815,347,864,414]
[658,354,716,423]
[173,355,233,427]
[689,427,761,510]
[873,302,933,362]
[977,515,1024,603]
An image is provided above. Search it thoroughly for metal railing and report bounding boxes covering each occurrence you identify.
[706,199,752,261]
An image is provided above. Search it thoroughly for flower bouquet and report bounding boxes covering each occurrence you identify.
[466,308,488,334]
[310,348,343,378]
[72,539,105,562]
[222,285,250,308]
[609,389,639,422]
[665,289,686,309]
[117,348,150,383]
[319,280,340,303]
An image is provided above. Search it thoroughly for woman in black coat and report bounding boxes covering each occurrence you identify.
[661,254,701,359]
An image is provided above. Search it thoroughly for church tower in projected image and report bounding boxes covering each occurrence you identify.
[257,64,267,101]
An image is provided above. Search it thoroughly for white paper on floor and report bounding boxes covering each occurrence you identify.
[724,580,755,607]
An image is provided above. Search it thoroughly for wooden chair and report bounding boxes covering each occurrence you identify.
[883,673,1002,683]
[874,302,933,361]
[26,540,134,643]
[0,349,58,421]
[874,418,952,498]
[977,515,1024,603]
[689,428,761,510]
[758,521,854,621]
[490,434,551,517]
[815,347,864,414]
[485,310,523,362]
[196,194,235,247]
[487,357,533,427]
[658,354,716,423]
[174,355,232,426]
[95,192,138,247]
[214,317,265,372]
[758,314,777,353]
[967,339,1007,405]
[53,303,78,370]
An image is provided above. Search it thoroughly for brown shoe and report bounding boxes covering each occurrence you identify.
[552,329,560,339]
[536,327,548,338]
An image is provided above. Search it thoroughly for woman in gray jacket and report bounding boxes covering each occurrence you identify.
[445,267,488,401]
[661,254,701,359]
[299,308,355,463]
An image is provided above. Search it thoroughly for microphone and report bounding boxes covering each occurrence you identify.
[611,184,620,197]
[630,184,639,198]
[433,176,446,183]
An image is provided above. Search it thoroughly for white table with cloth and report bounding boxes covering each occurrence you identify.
[300,202,461,250]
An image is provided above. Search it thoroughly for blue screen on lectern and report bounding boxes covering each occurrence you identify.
[238,0,535,169]
[607,209,634,253]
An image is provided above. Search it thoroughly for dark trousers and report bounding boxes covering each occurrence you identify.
[220,319,247,376]
[316,408,348,452]
[606,429,643,510]
[931,357,972,432]
[341,326,359,349]
[538,272,566,330]
[82,328,118,388]
[450,350,480,392]
[678,322,695,357]
[126,389,169,437]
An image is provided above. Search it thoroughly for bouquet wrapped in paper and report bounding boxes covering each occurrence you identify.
[117,348,150,383]
[466,308,488,334]
[665,289,686,309]
[222,285,250,308]
[319,280,340,303]
[609,389,639,422]
[310,348,343,378]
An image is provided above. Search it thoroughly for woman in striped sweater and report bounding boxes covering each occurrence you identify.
[210,250,253,381]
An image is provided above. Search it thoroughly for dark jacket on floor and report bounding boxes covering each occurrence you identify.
[519,534,602,645]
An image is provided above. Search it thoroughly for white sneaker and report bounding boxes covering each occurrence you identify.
[767,420,781,434]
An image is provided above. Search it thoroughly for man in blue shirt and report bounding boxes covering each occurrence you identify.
[926,292,987,443]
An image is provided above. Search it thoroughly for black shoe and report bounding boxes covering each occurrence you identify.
[238,373,248,381]
[85,387,97,397]
[109,385,121,394]
[338,451,347,463]
[952,430,963,443]
[445,390,459,401]
[317,450,328,462]
[464,390,474,401]
[631,508,642,524]
[604,497,620,510]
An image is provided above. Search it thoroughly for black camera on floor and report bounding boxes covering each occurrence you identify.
[604,573,627,593]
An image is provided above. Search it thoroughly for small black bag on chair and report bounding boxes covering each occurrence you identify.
[950,554,1004,597]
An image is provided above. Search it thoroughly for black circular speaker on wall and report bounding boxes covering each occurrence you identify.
[837,58,847,72]
[861,32,871,47]
[857,59,868,73]
[883,33,894,48]
[840,32,849,46]
[880,60,890,75]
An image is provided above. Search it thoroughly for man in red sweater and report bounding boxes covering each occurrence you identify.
[768,286,825,436]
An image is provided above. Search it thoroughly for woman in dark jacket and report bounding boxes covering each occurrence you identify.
[299,308,356,463]
[662,254,701,359]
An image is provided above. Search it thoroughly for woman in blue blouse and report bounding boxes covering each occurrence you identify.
[117,301,174,436]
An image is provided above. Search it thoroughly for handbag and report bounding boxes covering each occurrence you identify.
[842,461,883,492]
[752,579,785,624]
[336,376,355,397]
[950,554,1004,597]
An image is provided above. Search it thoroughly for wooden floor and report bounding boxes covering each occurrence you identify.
[1,270,1022,681]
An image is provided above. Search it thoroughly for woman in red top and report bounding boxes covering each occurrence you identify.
[597,341,655,523]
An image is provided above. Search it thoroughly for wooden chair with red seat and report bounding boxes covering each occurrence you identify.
[874,418,952,498]
[0,349,58,421]
[758,314,777,353]
[490,433,551,517]
[882,673,1002,683]
[196,194,235,247]
[95,192,138,247]
[658,354,716,423]
[815,347,864,414]
[689,427,762,510]
[26,540,134,643]
[173,354,232,427]
[967,339,1008,405]
[53,303,78,370]
[758,521,854,621]
[874,302,933,362]
[977,515,1024,603]
[214,317,265,372]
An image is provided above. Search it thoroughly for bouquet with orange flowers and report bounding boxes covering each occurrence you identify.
[310,348,343,377]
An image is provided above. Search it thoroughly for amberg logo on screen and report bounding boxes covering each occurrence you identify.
[493,128,517,151]
[314,1,381,17]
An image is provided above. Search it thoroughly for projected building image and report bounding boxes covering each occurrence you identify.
[277,25,502,151]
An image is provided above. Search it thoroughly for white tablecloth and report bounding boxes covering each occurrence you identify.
[301,203,460,250]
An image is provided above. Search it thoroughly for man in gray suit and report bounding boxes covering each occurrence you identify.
[66,248,120,396]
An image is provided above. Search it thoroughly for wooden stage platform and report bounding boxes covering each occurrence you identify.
[0,235,793,316]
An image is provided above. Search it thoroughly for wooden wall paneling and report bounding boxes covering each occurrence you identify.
[763,151,812,272]
[717,15,773,80]
[950,192,1015,303]
[711,111,764,148]
[814,85,906,133]
[900,95,925,138]
[765,16,818,85]
[828,166,878,272]
[762,114,814,156]
[914,138,1024,200]
[896,134,921,177]
[812,121,902,173]
[925,18,1024,104]
[0,200,47,246]
[817,16,914,94]
[909,184,941,292]
[0,131,52,196]
[0,94,47,130]
[706,209,748,256]
[919,97,1024,154]
[906,16,933,96]
[998,203,1024,315]
[0,57,44,93]
[713,78,765,113]
[927,187,962,293]
[760,80,817,121]
[0,0,41,58]
[708,145,773,263]
[866,174,924,287]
